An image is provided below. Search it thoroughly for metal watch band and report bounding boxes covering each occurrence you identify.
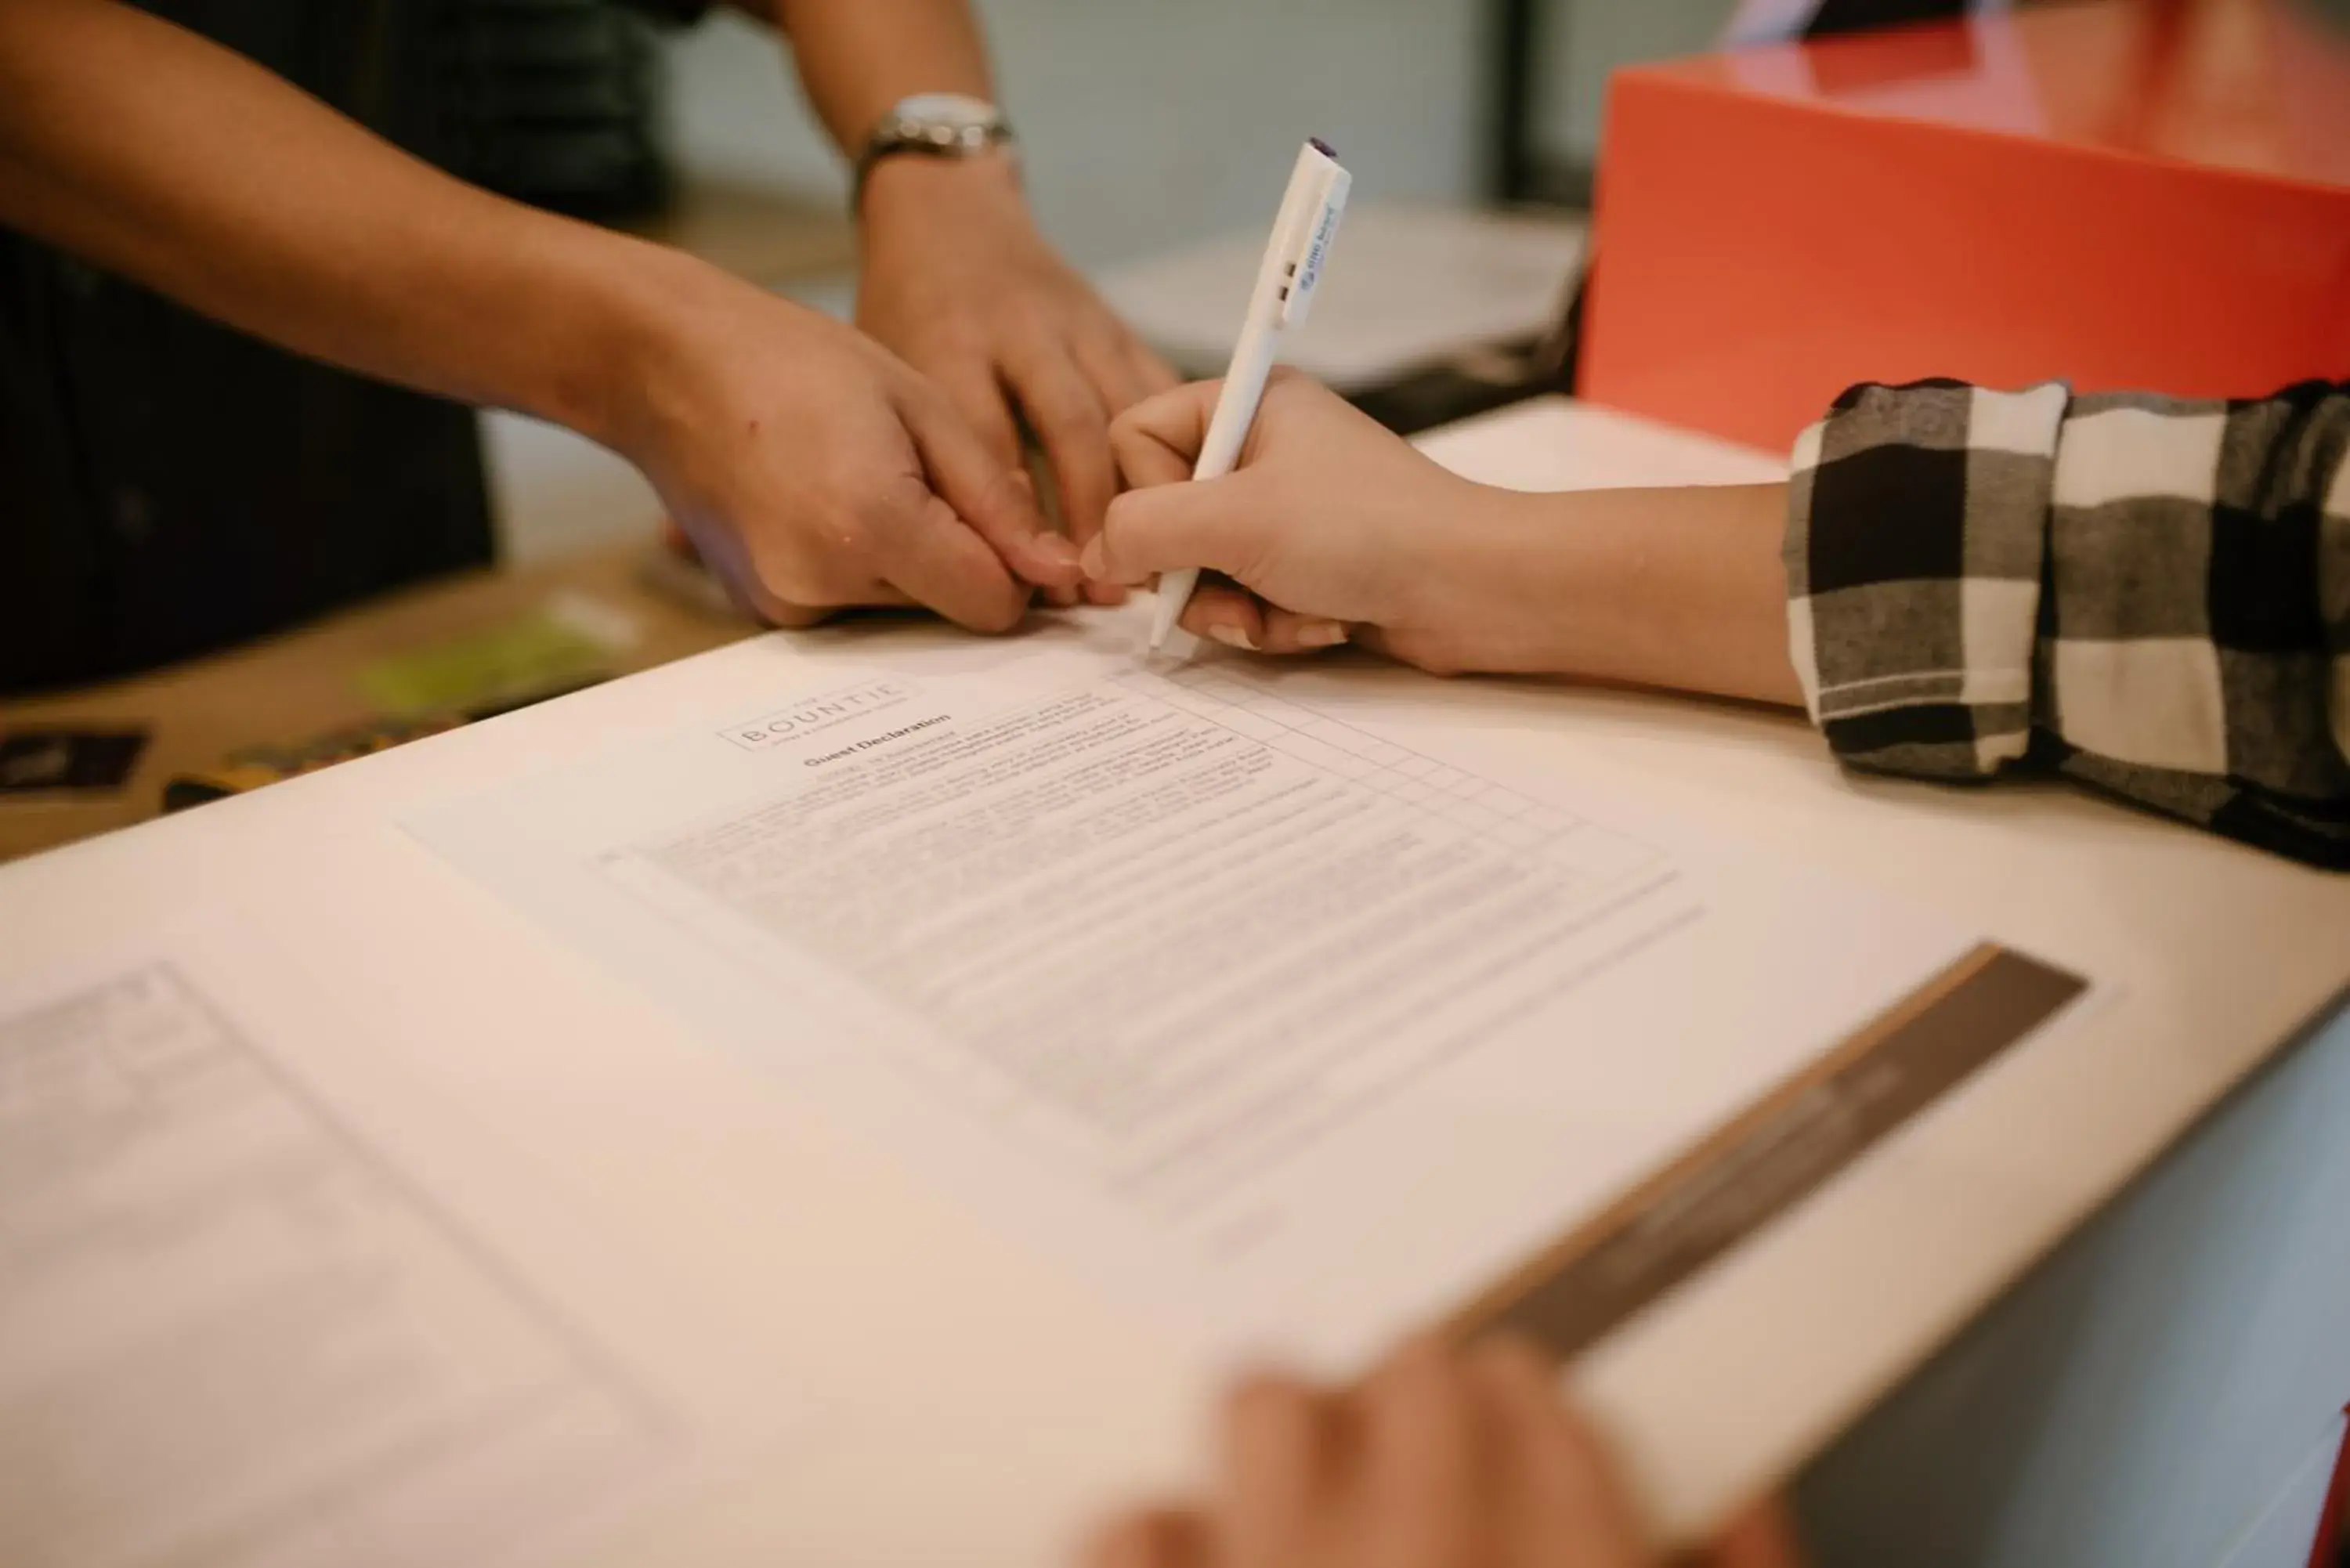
[851,112,1017,211]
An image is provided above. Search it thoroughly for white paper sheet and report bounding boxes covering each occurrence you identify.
[1101,205,1587,389]
[415,633,1980,1371]
[0,923,808,1568]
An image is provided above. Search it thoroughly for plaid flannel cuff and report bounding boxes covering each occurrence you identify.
[1785,380,2070,779]
[2038,383,2350,864]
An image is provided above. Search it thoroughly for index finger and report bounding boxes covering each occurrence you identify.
[1220,1373,1347,1568]
[1005,341,1119,550]
[1085,1508,1219,1568]
[938,359,1026,474]
[1355,1337,1488,1518]
[896,376,1082,591]
[1109,379,1225,491]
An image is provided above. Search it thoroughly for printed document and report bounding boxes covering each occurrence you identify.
[0,923,808,1568]
[0,968,653,1568]
[418,636,1978,1367]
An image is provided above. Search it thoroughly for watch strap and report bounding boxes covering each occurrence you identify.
[851,108,1017,211]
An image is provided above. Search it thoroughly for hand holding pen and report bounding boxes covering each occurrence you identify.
[1143,139,1352,656]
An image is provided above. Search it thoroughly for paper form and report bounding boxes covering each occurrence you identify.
[417,635,1982,1371]
[0,923,804,1568]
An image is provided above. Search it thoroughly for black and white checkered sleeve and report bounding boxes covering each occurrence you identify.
[1784,378,2350,869]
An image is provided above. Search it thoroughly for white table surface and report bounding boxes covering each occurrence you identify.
[3,397,2343,1563]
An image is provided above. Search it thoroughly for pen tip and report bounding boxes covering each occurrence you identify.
[1309,136,1338,158]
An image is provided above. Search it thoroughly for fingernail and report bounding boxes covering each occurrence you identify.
[1079,537,1108,580]
[1297,620,1350,649]
[1032,533,1081,573]
[1208,623,1259,652]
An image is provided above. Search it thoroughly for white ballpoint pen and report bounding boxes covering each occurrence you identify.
[1147,138,1352,656]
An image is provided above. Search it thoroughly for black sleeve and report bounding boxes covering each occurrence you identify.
[616,0,712,26]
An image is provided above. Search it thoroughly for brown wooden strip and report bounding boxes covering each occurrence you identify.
[1449,945,2087,1358]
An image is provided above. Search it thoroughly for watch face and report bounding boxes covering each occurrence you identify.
[895,93,1000,133]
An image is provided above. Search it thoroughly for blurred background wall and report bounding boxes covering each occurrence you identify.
[664,1,1491,269]
[658,0,1743,269]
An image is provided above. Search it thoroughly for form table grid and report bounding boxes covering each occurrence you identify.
[1115,667,1638,862]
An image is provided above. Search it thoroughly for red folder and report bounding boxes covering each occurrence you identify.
[2313,1411,2350,1568]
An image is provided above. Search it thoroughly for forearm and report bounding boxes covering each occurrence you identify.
[1477,483,1803,706]
[768,0,993,156]
[0,0,706,450]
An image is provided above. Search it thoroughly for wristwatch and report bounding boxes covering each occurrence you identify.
[852,93,1018,210]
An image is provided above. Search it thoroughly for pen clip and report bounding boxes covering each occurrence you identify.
[1278,164,1351,330]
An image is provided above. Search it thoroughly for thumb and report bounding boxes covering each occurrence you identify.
[897,376,1083,590]
[1088,475,1265,588]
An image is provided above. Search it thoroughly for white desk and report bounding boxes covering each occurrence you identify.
[2,398,2343,1565]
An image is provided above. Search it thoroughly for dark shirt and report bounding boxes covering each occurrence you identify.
[0,0,701,696]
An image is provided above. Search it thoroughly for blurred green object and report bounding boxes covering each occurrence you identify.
[356,602,627,715]
[439,0,674,221]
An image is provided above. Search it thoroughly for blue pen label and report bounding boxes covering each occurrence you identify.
[1296,204,1344,298]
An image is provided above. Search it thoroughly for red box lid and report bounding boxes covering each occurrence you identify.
[1582,0,2350,452]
